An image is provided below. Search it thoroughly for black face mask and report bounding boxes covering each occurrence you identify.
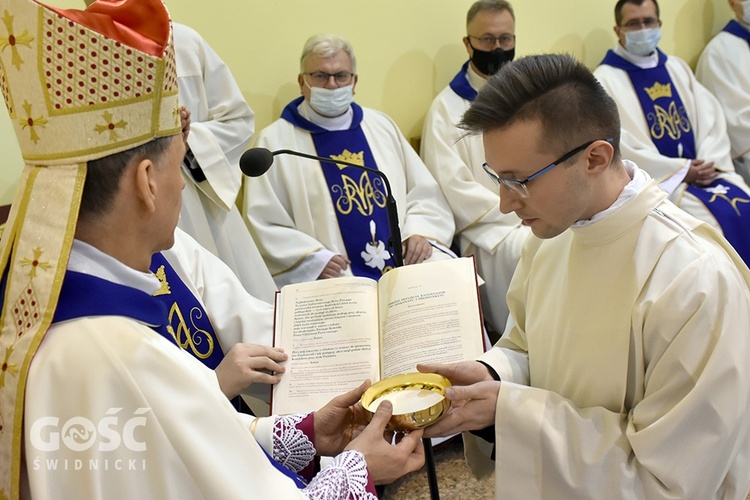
[470,44,515,76]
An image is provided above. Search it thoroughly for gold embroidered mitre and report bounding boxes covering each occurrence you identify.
[0,0,180,497]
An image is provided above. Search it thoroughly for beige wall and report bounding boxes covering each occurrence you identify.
[0,0,735,205]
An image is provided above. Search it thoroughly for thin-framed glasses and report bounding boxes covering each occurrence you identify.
[482,138,613,198]
[304,71,354,86]
[619,17,660,30]
[467,34,516,51]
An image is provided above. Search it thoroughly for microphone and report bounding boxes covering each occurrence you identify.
[239,147,275,177]
[239,147,404,267]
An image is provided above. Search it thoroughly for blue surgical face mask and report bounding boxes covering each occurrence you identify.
[624,27,661,56]
[307,82,354,117]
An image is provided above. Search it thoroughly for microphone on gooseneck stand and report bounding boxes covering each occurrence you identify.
[240,147,404,268]
[238,147,275,178]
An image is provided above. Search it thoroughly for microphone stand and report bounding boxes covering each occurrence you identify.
[269,149,440,500]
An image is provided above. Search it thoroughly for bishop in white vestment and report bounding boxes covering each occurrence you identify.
[0,2,423,497]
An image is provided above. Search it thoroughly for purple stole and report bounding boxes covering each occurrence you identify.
[682,185,750,262]
[601,49,750,264]
[281,97,394,279]
[148,254,266,415]
[449,61,477,102]
[48,264,308,489]
[600,49,696,158]
[52,270,167,328]
[723,20,750,46]
[148,253,225,370]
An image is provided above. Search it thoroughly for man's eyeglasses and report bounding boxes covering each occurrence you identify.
[482,138,613,198]
[467,34,516,51]
[304,71,354,86]
[619,17,660,30]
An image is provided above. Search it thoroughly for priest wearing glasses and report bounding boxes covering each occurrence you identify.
[243,34,455,287]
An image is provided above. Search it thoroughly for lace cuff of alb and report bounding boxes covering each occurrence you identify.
[273,412,316,474]
[303,450,377,499]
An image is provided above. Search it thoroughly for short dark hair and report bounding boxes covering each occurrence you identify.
[79,136,175,219]
[460,53,621,160]
[467,0,515,26]
[614,0,660,26]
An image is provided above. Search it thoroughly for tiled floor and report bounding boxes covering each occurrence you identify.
[381,437,494,499]
[381,438,750,499]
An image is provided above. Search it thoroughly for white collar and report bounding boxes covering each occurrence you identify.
[68,239,161,295]
[614,43,660,69]
[466,63,487,93]
[572,160,651,227]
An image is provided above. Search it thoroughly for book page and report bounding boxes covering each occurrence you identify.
[272,277,380,415]
[377,257,484,379]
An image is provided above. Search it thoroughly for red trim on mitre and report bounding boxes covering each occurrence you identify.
[42,0,170,57]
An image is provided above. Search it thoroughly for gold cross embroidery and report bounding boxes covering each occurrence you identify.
[0,346,19,389]
[18,100,47,144]
[0,10,34,70]
[94,111,128,142]
[20,247,51,279]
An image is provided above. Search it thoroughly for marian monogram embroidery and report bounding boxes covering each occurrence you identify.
[332,170,387,216]
[304,114,395,279]
[329,150,387,217]
[166,304,215,360]
[153,262,215,359]
[647,100,691,141]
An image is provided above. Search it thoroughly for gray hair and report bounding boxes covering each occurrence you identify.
[300,34,357,73]
[467,0,515,26]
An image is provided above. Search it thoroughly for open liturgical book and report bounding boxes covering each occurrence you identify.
[270,256,486,415]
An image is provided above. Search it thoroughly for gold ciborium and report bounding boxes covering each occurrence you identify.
[361,372,451,431]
